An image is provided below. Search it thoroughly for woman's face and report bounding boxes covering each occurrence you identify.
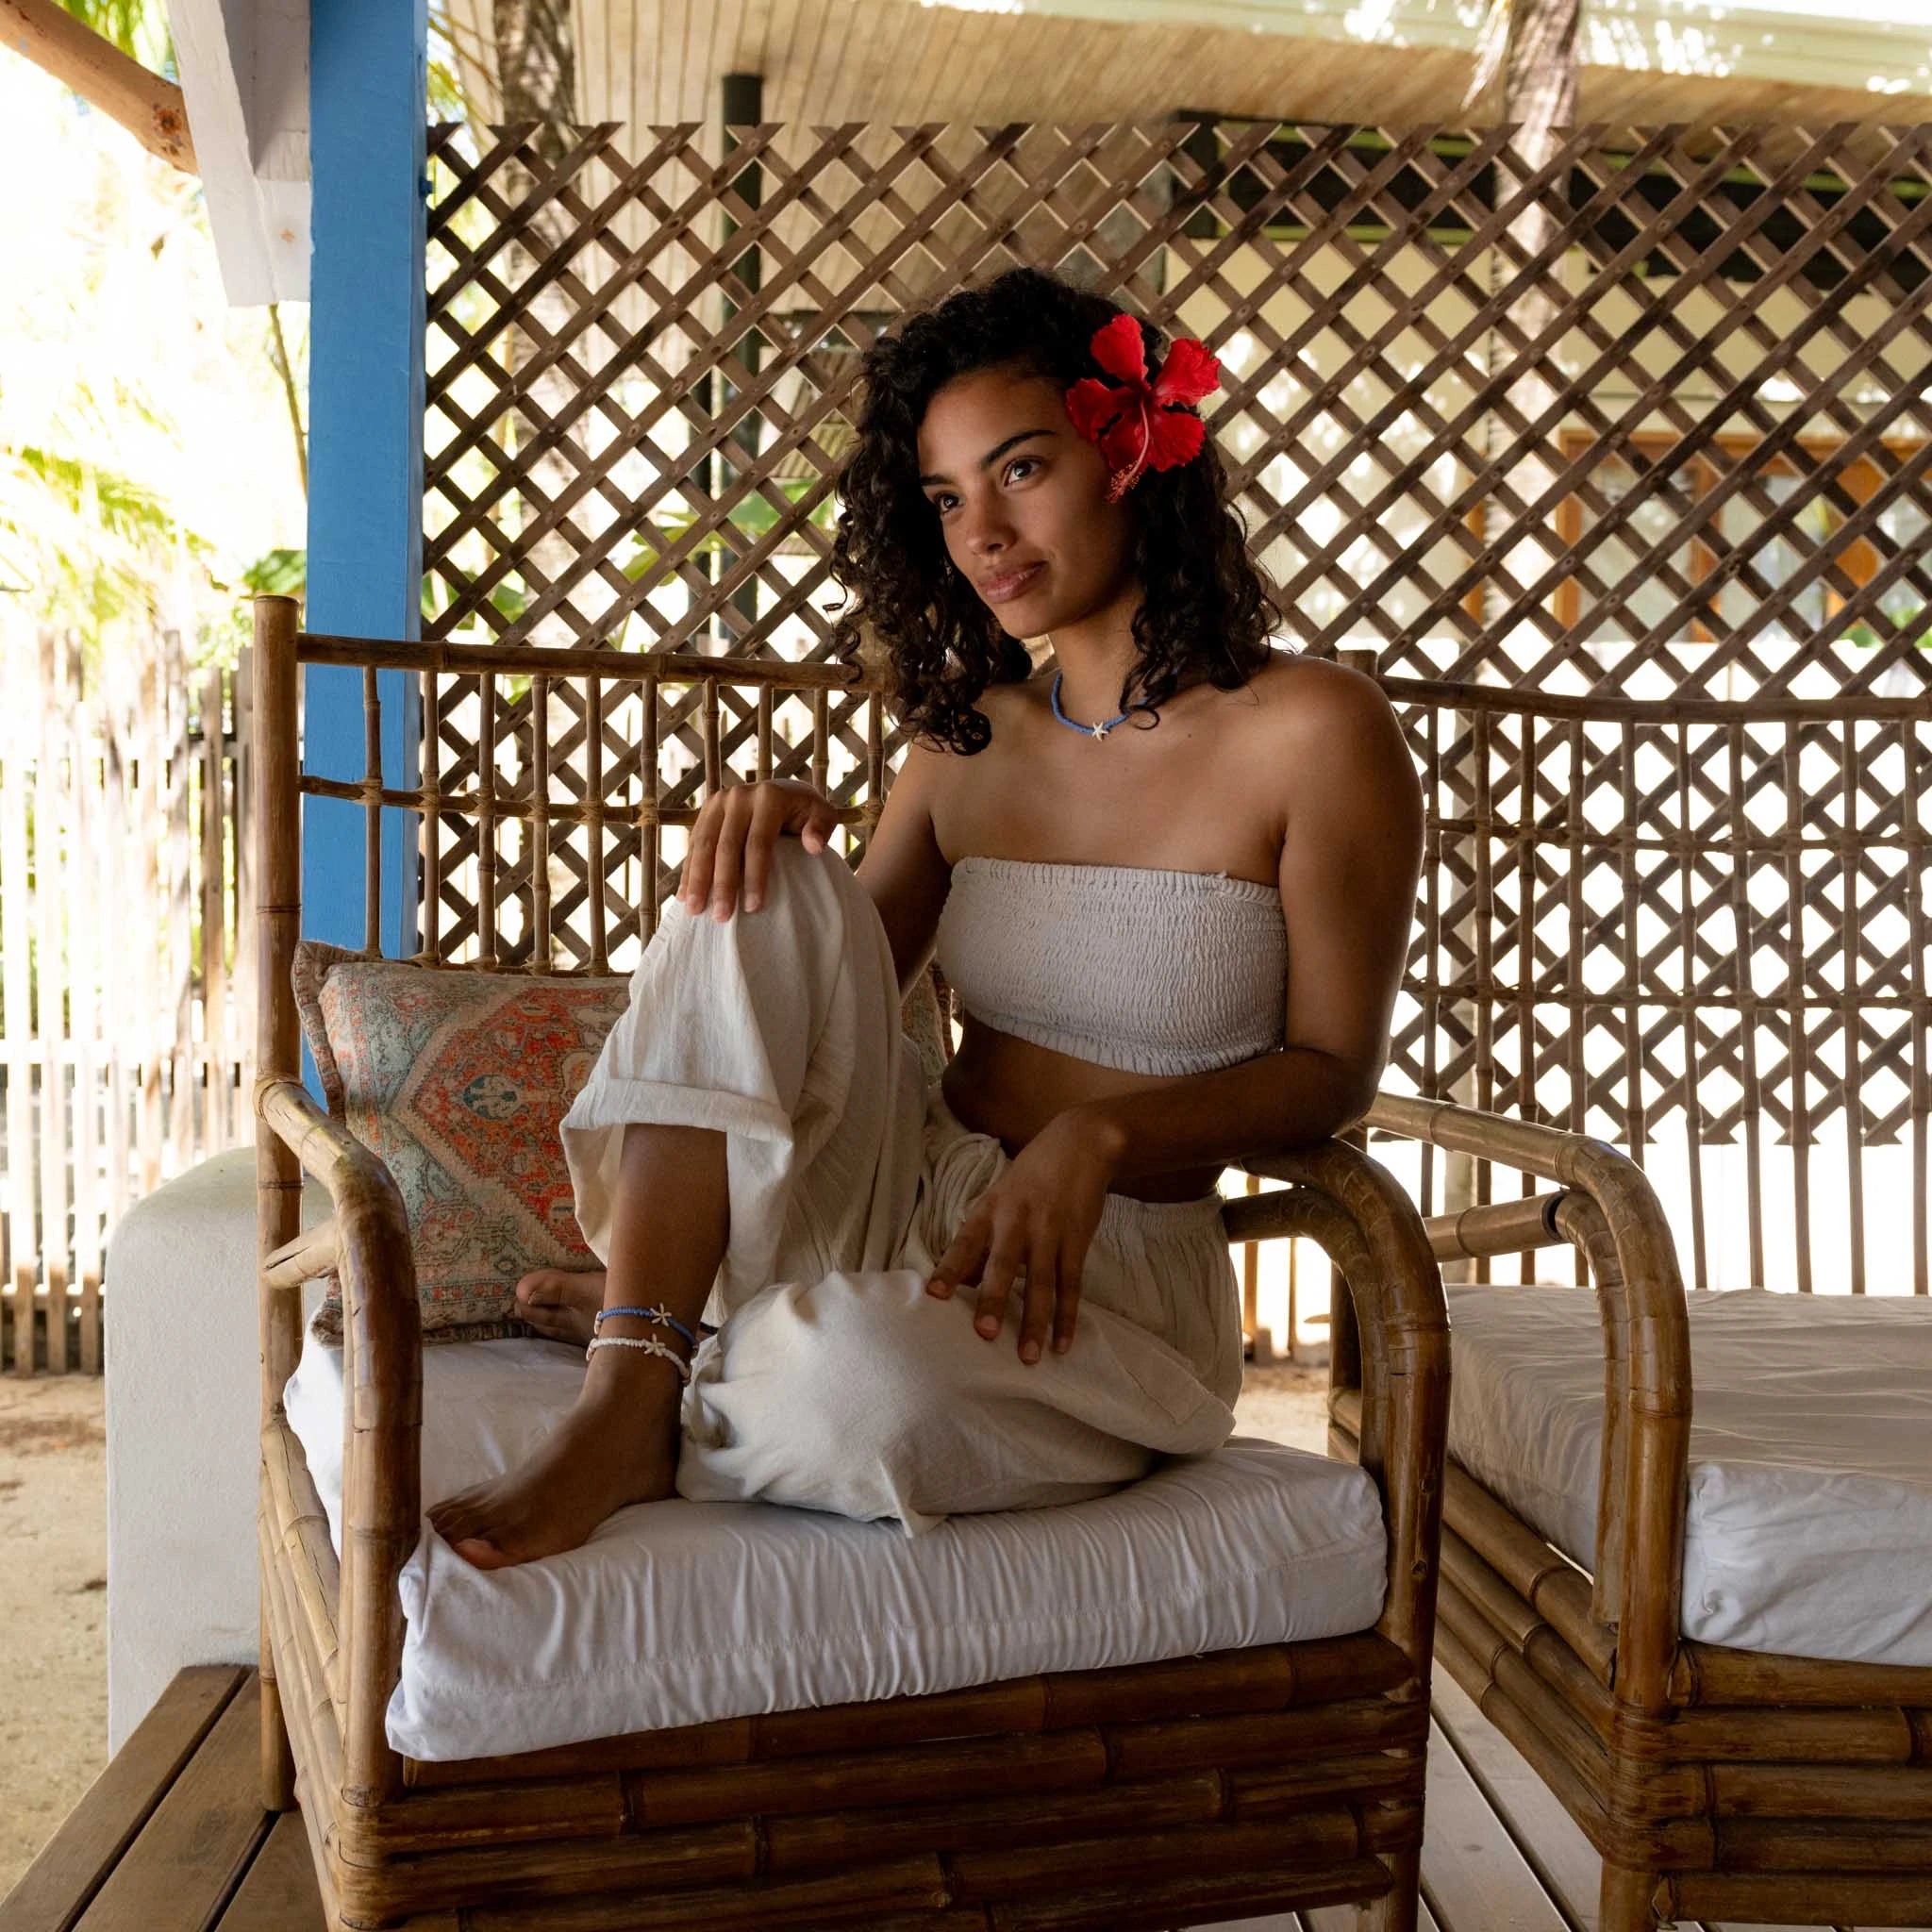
[915,363,1137,637]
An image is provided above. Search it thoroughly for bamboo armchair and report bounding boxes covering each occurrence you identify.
[248,598,1451,1932]
[1342,1091,1932,1932]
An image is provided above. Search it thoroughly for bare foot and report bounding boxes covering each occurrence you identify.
[426,1355,680,1568]
[513,1267,608,1346]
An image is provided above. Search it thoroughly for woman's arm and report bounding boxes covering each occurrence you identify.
[856,735,956,999]
[1067,659,1424,1178]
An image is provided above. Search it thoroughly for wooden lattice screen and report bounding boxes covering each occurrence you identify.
[407,116,1932,1294]
[424,117,1932,687]
[1398,677,1932,1297]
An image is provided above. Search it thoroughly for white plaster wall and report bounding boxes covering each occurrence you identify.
[104,1150,325,1752]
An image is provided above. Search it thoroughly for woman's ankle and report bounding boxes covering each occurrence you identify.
[580,1344,688,1442]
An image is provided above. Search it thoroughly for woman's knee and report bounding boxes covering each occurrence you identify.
[659,838,865,980]
[748,836,864,920]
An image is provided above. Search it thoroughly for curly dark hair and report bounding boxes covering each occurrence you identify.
[824,264,1288,755]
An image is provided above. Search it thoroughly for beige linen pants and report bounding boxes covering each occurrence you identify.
[559,838,1243,1536]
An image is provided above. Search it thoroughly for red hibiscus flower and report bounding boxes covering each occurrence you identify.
[1063,313,1223,502]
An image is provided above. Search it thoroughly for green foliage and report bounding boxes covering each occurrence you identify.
[427,51,467,122]
[57,0,177,82]
[421,574,529,628]
[238,547,307,598]
[618,478,836,588]
[1846,617,1932,651]
[425,4,481,122]
[0,442,202,627]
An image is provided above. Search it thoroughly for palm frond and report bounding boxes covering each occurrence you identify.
[54,0,177,82]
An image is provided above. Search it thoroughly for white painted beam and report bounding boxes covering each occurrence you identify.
[165,0,309,306]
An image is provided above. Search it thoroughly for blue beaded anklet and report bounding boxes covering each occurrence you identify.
[592,1303,699,1350]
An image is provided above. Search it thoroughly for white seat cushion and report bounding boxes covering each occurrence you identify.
[283,1330,1389,1762]
[1444,1283,1932,1667]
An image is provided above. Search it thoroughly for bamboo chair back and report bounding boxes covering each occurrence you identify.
[1379,675,1932,1306]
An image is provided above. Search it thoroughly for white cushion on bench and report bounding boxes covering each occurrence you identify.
[283,1329,1388,1762]
[1444,1283,1932,1667]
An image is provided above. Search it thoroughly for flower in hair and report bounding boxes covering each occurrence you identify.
[1063,314,1222,503]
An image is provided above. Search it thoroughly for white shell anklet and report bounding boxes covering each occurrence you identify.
[584,1334,692,1381]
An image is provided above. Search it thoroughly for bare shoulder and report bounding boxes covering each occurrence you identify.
[1243,650,1420,827]
[974,671,1046,725]
[891,675,1034,784]
[1257,648,1404,746]
[1244,648,1391,732]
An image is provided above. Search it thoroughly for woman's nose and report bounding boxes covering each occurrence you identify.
[961,503,1017,556]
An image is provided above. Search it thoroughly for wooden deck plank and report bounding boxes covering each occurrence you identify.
[72,1677,270,1932]
[1430,1669,1599,1930]
[0,1664,246,1932]
[1299,1905,1441,1931]
[1703,1915,1932,1932]
[1412,1717,1568,1932]
[213,1813,325,1932]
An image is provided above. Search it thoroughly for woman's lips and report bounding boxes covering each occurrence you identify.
[982,563,1044,604]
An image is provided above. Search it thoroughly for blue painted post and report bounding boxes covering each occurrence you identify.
[304,0,427,967]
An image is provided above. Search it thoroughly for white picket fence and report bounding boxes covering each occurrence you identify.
[0,625,255,1374]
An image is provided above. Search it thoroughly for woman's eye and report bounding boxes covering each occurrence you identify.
[932,458,1039,515]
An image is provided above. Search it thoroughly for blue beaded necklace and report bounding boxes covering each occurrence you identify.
[1050,671,1132,742]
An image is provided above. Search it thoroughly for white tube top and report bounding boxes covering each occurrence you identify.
[932,856,1288,1076]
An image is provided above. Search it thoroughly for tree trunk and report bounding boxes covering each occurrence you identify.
[493,0,575,154]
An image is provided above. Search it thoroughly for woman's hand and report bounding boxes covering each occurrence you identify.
[678,778,841,919]
[924,1112,1116,1364]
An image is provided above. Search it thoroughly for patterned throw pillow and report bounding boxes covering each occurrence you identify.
[291,941,955,1344]
[292,943,636,1343]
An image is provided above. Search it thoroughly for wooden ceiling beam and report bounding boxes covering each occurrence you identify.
[0,0,196,172]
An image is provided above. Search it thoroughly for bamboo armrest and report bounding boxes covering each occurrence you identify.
[256,1073,422,1807]
[1227,1135,1449,1684]
[1361,1089,1690,1714]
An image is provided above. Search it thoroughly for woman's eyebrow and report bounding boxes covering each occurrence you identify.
[918,428,1056,487]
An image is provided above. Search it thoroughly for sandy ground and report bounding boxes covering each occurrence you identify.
[1231,1357,1332,1457]
[0,1360,1327,1899]
[0,1374,108,1900]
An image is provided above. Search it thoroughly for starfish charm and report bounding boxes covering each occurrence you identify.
[1091,721,1109,741]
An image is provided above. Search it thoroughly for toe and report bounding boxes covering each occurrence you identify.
[522,1302,576,1341]
[515,1271,559,1310]
[452,1534,513,1570]
[429,1493,490,1541]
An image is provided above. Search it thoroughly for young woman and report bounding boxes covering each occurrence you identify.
[426,265,1424,1570]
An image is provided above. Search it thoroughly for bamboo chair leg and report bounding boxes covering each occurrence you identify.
[260,1591,295,1811]
[1599,1859,1659,1932]
[1357,1847,1420,1932]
